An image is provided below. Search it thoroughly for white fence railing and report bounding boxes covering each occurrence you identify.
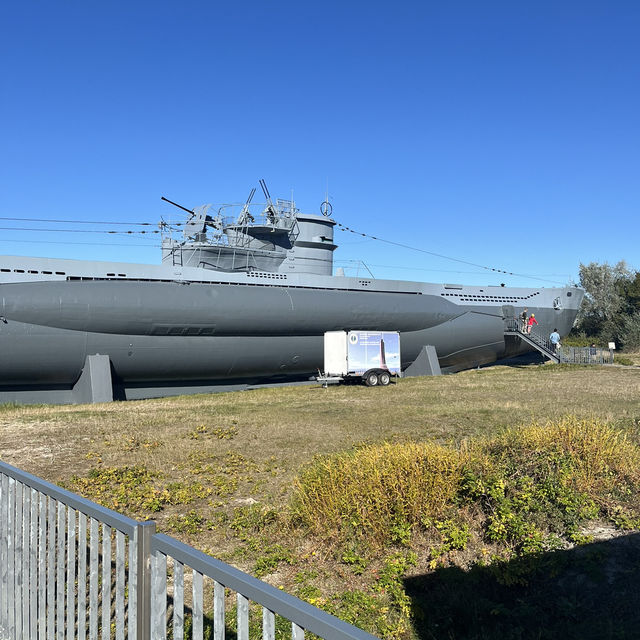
[0,460,377,640]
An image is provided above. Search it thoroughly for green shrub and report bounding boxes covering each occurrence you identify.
[287,418,640,639]
[481,417,640,507]
[469,417,640,548]
[292,441,467,547]
[562,333,594,347]
[292,418,640,555]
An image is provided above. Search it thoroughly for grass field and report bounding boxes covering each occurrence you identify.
[1,361,639,639]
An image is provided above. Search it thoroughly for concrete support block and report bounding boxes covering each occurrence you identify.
[72,354,114,404]
[403,345,442,377]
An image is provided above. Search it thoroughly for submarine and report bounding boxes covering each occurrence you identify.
[0,182,584,403]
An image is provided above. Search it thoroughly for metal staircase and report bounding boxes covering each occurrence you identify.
[504,319,615,365]
[504,318,560,363]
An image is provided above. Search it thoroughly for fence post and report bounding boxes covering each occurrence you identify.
[136,520,156,640]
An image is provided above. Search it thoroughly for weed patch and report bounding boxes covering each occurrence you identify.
[167,509,208,535]
[189,424,238,440]
[68,468,220,516]
[164,480,213,505]
[253,544,294,577]
[230,503,279,538]
[67,466,167,514]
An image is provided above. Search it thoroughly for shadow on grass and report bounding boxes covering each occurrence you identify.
[491,352,547,369]
[405,533,640,640]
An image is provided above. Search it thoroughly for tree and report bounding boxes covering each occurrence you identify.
[576,261,633,341]
[617,270,640,316]
[620,312,640,351]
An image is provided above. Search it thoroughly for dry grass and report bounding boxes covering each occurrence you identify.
[0,362,637,556]
[1,363,639,638]
[1,362,638,504]
[0,365,637,536]
[621,350,640,365]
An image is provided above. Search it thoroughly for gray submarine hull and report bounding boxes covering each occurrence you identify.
[0,279,579,392]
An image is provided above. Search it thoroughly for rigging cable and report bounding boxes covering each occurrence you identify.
[1,239,159,247]
[0,226,160,235]
[334,260,571,277]
[0,217,568,285]
[335,223,567,286]
[0,216,188,228]
[0,217,158,225]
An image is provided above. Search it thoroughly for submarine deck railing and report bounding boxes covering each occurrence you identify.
[0,460,377,640]
[504,319,614,365]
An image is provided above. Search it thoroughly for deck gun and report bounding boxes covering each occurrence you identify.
[161,196,219,240]
[236,188,256,225]
[259,179,278,224]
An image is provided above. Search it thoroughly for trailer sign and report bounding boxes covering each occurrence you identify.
[346,331,401,375]
[323,330,401,378]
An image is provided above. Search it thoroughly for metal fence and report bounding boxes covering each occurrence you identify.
[0,460,377,640]
[557,346,614,365]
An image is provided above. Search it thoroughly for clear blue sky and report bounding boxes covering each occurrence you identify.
[1,1,638,287]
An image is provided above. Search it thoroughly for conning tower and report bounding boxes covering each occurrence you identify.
[160,186,337,276]
[280,214,336,276]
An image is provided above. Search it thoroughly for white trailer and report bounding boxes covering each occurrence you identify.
[319,330,401,386]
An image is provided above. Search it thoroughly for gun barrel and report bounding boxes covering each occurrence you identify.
[161,196,194,215]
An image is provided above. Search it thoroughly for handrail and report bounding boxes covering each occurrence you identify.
[152,533,378,639]
[504,318,558,359]
[0,459,380,640]
[504,319,614,365]
[0,460,138,536]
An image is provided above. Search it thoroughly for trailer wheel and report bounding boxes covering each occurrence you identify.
[379,371,391,386]
[364,371,379,387]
